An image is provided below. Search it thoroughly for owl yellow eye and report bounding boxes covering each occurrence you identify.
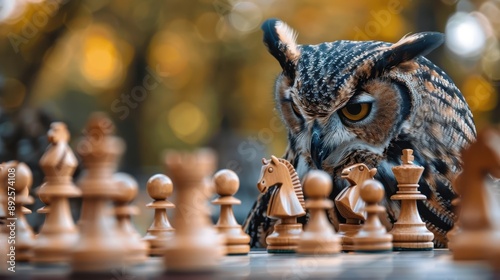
[340,103,371,121]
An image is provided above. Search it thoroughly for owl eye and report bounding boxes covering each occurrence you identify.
[340,103,372,121]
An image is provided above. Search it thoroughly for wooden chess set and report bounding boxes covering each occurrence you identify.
[0,112,499,280]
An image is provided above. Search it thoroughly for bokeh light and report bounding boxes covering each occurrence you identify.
[462,75,497,112]
[445,12,487,58]
[168,102,209,145]
[80,25,124,90]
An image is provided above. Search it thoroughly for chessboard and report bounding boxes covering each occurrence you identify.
[8,249,495,279]
[1,113,500,280]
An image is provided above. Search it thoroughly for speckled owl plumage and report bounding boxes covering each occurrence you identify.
[243,19,476,248]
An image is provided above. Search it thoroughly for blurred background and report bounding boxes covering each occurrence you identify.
[0,0,499,233]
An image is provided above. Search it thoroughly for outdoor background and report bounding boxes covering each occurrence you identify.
[0,0,499,232]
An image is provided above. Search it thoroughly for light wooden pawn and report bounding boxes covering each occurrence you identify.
[389,149,433,251]
[212,169,250,255]
[5,161,35,262]
[353,179,392,252]
[143,174,175,256]
[114,173,149,264]
[297,170,341,254]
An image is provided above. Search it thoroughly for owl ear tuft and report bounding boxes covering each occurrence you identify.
[262,19,300,79]
[376,32,444,71]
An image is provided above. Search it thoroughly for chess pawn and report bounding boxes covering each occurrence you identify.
[143,174,175,256]
[114,173,149,264]
[297,170,341,254]
[163,149,225,271]
[212,169,250,255]
[33,122,82,264]
[5,161,36,261]
[71,113,125,272]
[353,179,393,252]
[389,149,434,251]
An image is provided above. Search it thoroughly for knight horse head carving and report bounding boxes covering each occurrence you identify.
[257,155,306,219]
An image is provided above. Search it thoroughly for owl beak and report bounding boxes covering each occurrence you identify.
[311,127,328,169]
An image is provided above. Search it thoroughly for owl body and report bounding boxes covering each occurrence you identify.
[243,19,476,248]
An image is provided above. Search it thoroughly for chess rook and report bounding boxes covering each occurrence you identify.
[353,179,392,252]
[143,174,175,256]
[71,113,125,272]
[212,169,250,255]
[114,172,149,264]
[32,122,81,264]
[163,149,225,271]
[389,149,434,251]
[297,170,341,254]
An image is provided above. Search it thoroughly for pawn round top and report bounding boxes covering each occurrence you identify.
[147,174,173,200]
[303,170,332,197]
[12,162,33,193]
[114,173,138,203]
[213,169,239,196]
[360,179,385,204]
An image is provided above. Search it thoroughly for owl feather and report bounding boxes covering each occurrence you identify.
[243,19,476,248]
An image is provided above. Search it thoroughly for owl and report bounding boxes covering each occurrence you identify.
[243,19,476,248]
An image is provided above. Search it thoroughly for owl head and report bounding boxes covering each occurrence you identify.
[262,19,475,181]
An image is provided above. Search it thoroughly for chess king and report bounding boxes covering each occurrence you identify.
[244,19,476,248]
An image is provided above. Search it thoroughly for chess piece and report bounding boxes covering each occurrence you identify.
[32,122,82,264]
[212,169,250,255]
[447,173,461,250]
[71,113,125,272]
[114,172,149,264]
[353,179,393,252]
[297,170,341,254]
[257,156,305,253]
[163,149,225,271]
[452,127,500,261]
[1,161,36,261]
[335,163,376,251]
[143,174,175,256]
[389,149,434,251]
